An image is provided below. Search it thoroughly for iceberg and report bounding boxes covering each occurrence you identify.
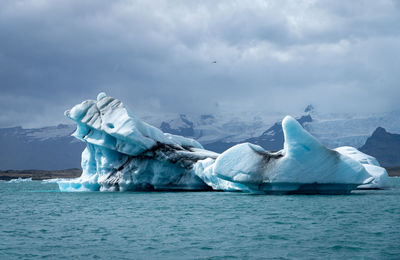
[198,117,388,194]
[59,93,218,191]
[8,177,33,183]
[58,93,389,193]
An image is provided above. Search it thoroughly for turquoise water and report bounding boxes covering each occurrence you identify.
[0,179,399,259]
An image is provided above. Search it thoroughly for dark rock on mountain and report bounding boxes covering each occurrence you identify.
[360,127,400,167]
[3,107,399,171]
[160,114,195,137]
[204,115,313,153]
[304,104,314,113]
[386,166,400,177]
[247,115,312,151]
[0,125,84,170]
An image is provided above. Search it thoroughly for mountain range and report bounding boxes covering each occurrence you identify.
[0,124,84,170]
[1,106,399,170]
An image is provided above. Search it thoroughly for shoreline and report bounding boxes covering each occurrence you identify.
[386,167,400,177]
[1,167,399,181]
[0,168,82,181]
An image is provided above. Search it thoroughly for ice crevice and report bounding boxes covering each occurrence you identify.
[58,93,389,193]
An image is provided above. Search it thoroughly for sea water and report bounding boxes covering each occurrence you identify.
[0,179,399,259]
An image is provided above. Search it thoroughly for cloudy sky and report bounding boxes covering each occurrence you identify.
[1,0,400,127]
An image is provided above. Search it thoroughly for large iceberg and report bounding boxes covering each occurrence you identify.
[58,93,389,193]
[59,93,218,191]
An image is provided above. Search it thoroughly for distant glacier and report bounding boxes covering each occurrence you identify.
[1,99,400,170]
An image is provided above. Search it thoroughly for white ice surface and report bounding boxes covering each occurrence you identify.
[335,146,390,188]
[65,92,203,156]
[211,117,371,186]
[193,158,248,192]
[197,116,388,193]
[58,93,388,193]
[59,93,213,191]
[8,177,32,183]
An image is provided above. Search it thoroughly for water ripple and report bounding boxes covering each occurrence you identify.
[0,179,399,259]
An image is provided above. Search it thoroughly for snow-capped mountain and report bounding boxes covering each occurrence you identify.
[1,106,400,170]
[148,111,281,145]
[203,115,312,153]
[304,109,400,149]
[153,107,400,153]
[0,124,84,170]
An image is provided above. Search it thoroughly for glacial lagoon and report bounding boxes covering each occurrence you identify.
[1,179,399,259]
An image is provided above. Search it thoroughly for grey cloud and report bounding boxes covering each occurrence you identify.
[0,0,399,127]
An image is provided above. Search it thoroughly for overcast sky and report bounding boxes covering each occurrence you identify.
[1,0,400,127]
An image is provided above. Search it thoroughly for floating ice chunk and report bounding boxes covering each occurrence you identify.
[210,116,376,193]
[59,93,387,193]
[8,177,32,183]
[335,146,390,189]
[42,178,66,184]
[59,93,214,191]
